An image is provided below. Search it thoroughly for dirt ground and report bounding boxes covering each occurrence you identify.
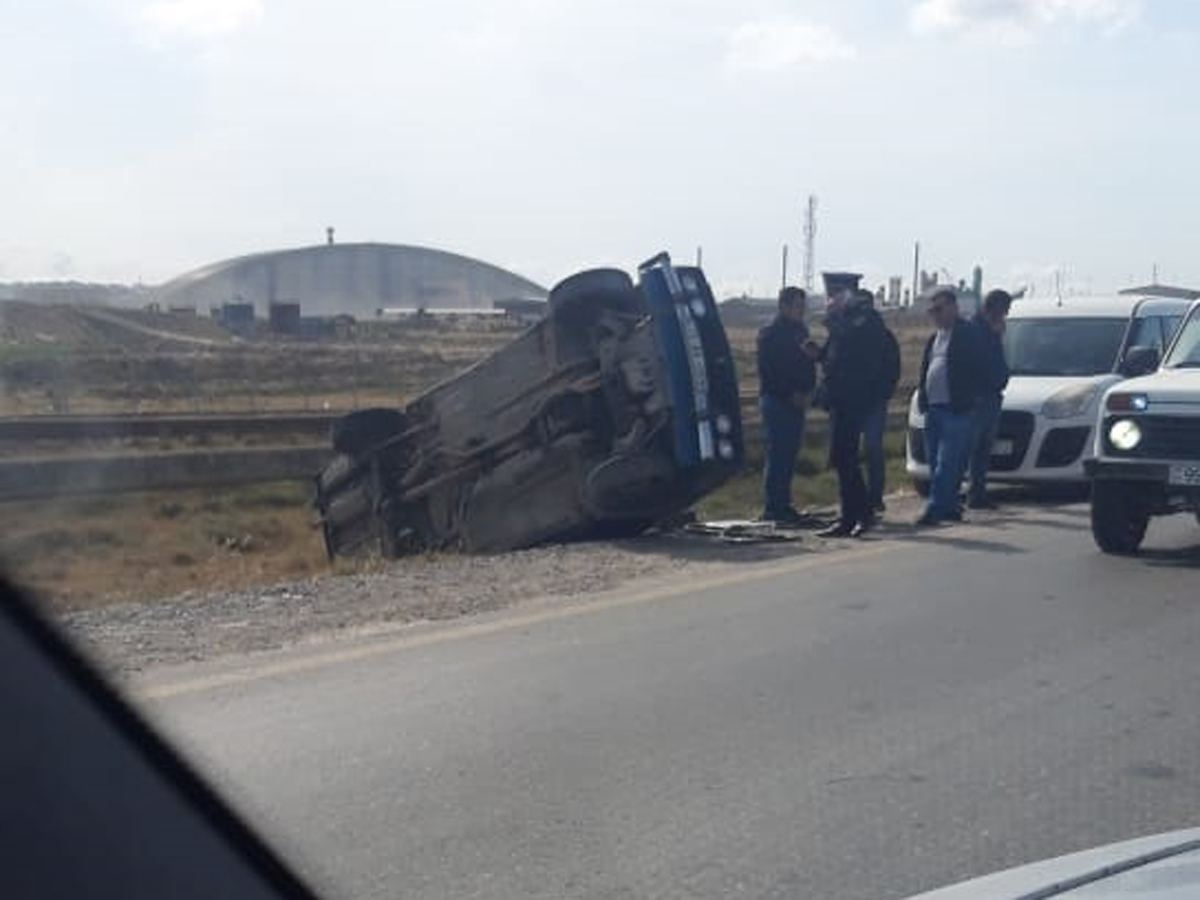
[1,302,520,415]
[1,428,911,613]
[61,492,930,677]
[0,482,324,612]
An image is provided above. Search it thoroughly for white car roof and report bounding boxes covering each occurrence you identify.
[1008,294,1193,320]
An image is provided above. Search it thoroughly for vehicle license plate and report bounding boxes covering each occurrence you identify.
[1168,463,1200,486]
[991,439,1014,457]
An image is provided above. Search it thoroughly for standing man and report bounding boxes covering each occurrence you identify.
[857,289,902,514]
[757,286,817,525]
[965,289,1013,510]
[916,289,983,526]
[816,286,893,538]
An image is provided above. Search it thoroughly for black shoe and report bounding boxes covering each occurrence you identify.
[967,497,998,511]
[850,519,874,538]
[946,509,963,522]
[914,513,942,527]
[872,500,887,514]
[817,520,856,538]
[763,508,805,527]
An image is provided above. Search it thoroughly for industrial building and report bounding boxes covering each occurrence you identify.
[155,242,547,318]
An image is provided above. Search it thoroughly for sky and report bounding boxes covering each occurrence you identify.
[2,0,1199,298]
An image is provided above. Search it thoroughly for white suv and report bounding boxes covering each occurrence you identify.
[905,294,1192,494]
[1085,299,1200,554]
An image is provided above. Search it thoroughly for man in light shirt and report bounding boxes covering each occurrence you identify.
[916,289,984,525]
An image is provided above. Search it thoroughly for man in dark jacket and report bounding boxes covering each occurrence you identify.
[965,289,1012,509]
[916,289,984,525]
[856,289,902,514]
[816,288,895,537]
[756,286,817,524]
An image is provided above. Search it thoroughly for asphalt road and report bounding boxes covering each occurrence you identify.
[144,504,1200,900]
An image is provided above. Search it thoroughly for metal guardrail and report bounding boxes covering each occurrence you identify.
[0,446,332,501]
[0,407,908,501]
[0,413,336,442]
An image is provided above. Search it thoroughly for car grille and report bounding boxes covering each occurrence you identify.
[1036,426,1091,468]
[1103,415,1200,460]
[908,427,927,464]
[991,411,1035,472]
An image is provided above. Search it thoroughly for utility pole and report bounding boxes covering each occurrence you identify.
[802,194,817,293]
[781,244,789,290]
[1153,262,1159,285]
[696,246,703,268]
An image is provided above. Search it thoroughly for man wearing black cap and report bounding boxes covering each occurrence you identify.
[816,284,895,538]
[756,286,817,524]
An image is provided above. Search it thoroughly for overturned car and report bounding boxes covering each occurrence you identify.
[315,253,744,557]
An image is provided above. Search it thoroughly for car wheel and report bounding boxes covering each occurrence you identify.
[548,269,640,318]
[1090,481,1149,555]
[911,477,931,498]
[330,408,408,457]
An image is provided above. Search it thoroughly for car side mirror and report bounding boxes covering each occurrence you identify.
[1121,345,1160,377]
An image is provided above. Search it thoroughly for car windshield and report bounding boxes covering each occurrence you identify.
[1004,317,1128,376]
[1163,311,1200,368]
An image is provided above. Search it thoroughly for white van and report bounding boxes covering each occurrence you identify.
[905,294,1192,494]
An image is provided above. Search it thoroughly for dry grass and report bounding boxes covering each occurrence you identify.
[0,316,520,417]
[0,482,328,612]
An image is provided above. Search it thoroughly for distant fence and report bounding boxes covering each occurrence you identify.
[0,406,907,501]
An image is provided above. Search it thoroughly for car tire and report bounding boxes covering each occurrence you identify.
[330,408,408,457]
[1091,481,1149,555]
[548,269,639,318]
[911,477,931,498]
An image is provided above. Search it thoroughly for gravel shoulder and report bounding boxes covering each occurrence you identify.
[61,497,925,678]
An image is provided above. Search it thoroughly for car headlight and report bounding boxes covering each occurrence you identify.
[715,413,733,435]
[717,439,736,460]
[1108,418,1142,451]
[1106,392,1149,412]
[1042,384,1100,419]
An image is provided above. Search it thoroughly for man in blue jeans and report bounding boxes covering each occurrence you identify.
[757,286,817,524]
[916,289,983,526]
[965,289,1012,509]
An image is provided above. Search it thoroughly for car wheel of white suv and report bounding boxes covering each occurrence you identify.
[1091,481,1150,555]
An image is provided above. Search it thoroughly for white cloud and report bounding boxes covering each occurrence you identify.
[139,0,263,40]
[725,18,856,73]
[910,0,1141,43]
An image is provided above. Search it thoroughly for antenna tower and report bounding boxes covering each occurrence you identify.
[802,195,817,292]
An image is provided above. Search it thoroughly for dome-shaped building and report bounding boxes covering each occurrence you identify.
[155,242,547,317]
